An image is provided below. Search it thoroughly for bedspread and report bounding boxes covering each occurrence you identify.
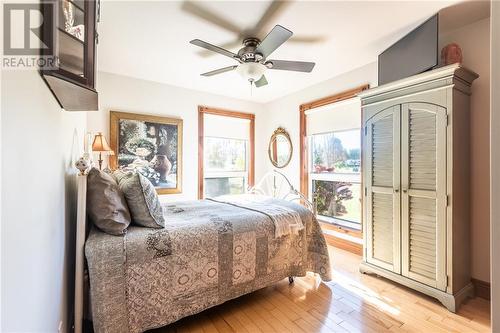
[85,197,331,333]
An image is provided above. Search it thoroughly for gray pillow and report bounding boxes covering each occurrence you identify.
[113,169,165,228]
[87,168,131,235]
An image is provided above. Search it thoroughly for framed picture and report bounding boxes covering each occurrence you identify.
[110,111,183,194]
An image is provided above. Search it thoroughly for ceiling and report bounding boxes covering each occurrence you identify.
[97,0,488,103]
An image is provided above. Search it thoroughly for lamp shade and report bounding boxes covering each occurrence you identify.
[92,133,113,152]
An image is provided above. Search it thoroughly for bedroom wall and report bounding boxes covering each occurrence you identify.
[87,71,263,202]
[1,70,87,332]
[440,18,491,283]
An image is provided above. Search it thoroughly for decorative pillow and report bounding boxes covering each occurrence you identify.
[87,168,131,235]
[113,169,165,228]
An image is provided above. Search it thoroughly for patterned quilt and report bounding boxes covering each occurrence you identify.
[85,197,331,333]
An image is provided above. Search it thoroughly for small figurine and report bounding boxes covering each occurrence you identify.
[75,156,91,175]
[441,43,463,66]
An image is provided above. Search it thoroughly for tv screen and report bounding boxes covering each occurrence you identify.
[378,14,438,86]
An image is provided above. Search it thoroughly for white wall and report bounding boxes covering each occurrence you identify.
[88,71,263,201]
[255,62,378,189]
[440,17,491,283]
[1,70,87,332]
[490,0,499,330]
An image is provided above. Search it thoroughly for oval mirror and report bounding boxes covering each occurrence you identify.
[268,127,292,168]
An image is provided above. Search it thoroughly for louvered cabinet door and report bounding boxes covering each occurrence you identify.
[365,105,401,273]
[401,103,447,290]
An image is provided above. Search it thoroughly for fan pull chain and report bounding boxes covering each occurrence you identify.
[249,79,253,96]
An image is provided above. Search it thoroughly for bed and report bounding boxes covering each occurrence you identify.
[77,171,331,333]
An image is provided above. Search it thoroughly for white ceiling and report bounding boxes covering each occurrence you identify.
[97,0,487,103]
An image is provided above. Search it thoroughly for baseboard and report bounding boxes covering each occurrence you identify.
[472,278,491,300]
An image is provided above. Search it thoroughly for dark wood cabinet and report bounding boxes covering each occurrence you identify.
[40,0,98,111]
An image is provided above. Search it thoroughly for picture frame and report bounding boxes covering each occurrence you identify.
[110,111,183,194]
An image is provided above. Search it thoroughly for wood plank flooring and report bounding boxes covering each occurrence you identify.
[149,247,491,333]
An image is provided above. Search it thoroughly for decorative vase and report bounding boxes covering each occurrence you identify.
[441,43,463,66]
[150,155,172,182]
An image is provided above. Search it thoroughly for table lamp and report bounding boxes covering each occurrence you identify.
[92,133,113,170]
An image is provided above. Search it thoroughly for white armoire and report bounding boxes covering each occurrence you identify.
[359,64,478,312]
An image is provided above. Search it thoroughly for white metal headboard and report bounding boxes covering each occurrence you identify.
[75,173,88,333]
[248,170,316,214]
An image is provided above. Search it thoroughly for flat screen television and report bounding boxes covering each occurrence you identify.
[378,14,439,86]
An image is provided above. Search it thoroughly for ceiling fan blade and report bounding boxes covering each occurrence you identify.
[252,1,291,37]
[289,35,326,43]
[267,60,315,72]
[197,39,241,58]
[256,25,293,59]
[181,1,242,35]
[190,39,239,60]
[254,75,268,88]
[200,65,238,77]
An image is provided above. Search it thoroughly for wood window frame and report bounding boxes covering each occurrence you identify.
[198,106,255,199]
[299,84,370,240]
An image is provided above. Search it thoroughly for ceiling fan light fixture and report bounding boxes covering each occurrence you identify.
[236,62,267,82]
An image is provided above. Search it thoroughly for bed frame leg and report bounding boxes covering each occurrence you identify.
[288,276,294,284]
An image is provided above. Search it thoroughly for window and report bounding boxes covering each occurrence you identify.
[198,106,255,199]
[204,137,248,198]
[309,129,362,229]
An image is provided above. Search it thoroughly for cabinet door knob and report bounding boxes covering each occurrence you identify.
[394,188,399,193]
[403,189,408,193]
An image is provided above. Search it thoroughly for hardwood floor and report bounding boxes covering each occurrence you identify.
[149,246,491,333]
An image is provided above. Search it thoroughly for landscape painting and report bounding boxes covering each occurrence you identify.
[110,111,183,194]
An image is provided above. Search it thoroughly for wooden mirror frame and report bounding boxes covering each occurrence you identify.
[268,127,293,168]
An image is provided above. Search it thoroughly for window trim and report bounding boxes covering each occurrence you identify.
[299,85,369,232]
[198,106,255,199]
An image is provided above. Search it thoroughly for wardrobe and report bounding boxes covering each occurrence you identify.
[359,64,478,312]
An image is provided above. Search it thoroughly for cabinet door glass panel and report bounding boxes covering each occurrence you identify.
[57,0,85,76]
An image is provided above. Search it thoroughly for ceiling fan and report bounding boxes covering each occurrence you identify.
[190,25,316,88]
[182,0,325,57]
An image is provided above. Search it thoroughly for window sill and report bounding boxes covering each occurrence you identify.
[319,221,363,255]
[317,215,361,231]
